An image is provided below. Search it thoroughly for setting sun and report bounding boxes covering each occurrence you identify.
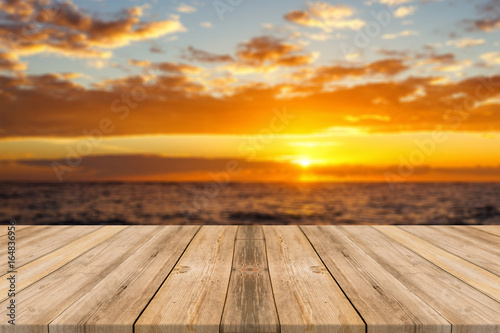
[294,159,312,168]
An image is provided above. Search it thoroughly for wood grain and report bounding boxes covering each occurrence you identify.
[50,226,199,333]
[236,225,264,240]
[263,225,365,333]
[135,226,237,333]
[1,225,499,332]
[0,225,125,301]
[375,225,500,303]
[342,225,500,333]
[0,225,31,237]
[0,225,54,260]
[301,225,450,333]
[471,225,500,238]
[0,226,158,333]
[401,226,500,276]
[0,226,101,273]
[221,226,279,333]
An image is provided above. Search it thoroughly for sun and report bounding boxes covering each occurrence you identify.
[294,158,312,168]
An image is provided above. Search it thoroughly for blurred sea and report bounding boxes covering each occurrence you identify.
[1,182,499,225]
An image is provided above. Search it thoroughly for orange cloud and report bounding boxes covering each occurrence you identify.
[0,1,185,59]
[1,68,500,138]
[284,2,365,31]
[0,51,27,71]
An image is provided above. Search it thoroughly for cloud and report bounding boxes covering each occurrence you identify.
[1,36,500,139]
[231,35,316,72]
[446,38,485,48]
[0,0,37,20]
[480,52,500,66]
[469,17,500,31]
[183,46,234,63]
[382,30,419,39]
[394,5,417,18]
[367,0,413,5]
[5,154,500,182]
[284,2,365,31]
[0,51,27,71]
[129,59,152,67]
[156,62,203,74]
[200,22,213,28]
[182,35,315,73]
[418,52,455,64]
[306,58,409,84]
[5,155,297,181]
[150,46,164,54]
[433,59,471,72]
[2,66,500,138]
[415,52,471,72]
[0,2,186,59]
[176,3,197,13]
[465,0,500,31]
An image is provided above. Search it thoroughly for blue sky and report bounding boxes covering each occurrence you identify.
[18,0,500,86]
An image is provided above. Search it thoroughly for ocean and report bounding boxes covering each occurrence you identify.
[1,182,499,225]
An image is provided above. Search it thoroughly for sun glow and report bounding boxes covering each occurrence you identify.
[294,158,312,168]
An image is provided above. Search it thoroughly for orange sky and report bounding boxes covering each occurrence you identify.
[0,0,500,182]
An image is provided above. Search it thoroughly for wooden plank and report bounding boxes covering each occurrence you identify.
[221,226,279,333]
[342,226,500,333]
[50,226,199,333]
[374,226,500,302]
[0,226,126,300]
[0,225,31,236]
[471,225,500,238]
[0,226,54,258]
[301,226,450,333]
[135,226,237,333]
[450,226,500,248]
[236,225,264,240]
[0,226,158,333]
[0,226,101,273]
[401,226,500,276]
[263,226,365,333]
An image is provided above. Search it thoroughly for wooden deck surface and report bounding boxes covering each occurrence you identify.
[2,225,500,332]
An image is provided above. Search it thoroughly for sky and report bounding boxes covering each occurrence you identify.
[0,0,500,182]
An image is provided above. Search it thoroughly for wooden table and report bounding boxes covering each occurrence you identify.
[1,225,500,332]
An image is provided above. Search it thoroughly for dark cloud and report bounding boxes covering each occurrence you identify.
[179,36,314,73]
[464,0,500,31]
[4,155,296,181]
[236,35,312,67]
[149,46,164,54]
[305,58,409,85]
[0,1,185,59]
[182,46,234,63]
[3,154,500,181]
[156,62,202,74]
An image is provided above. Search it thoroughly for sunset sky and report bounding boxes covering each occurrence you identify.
[1,0,500,182]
